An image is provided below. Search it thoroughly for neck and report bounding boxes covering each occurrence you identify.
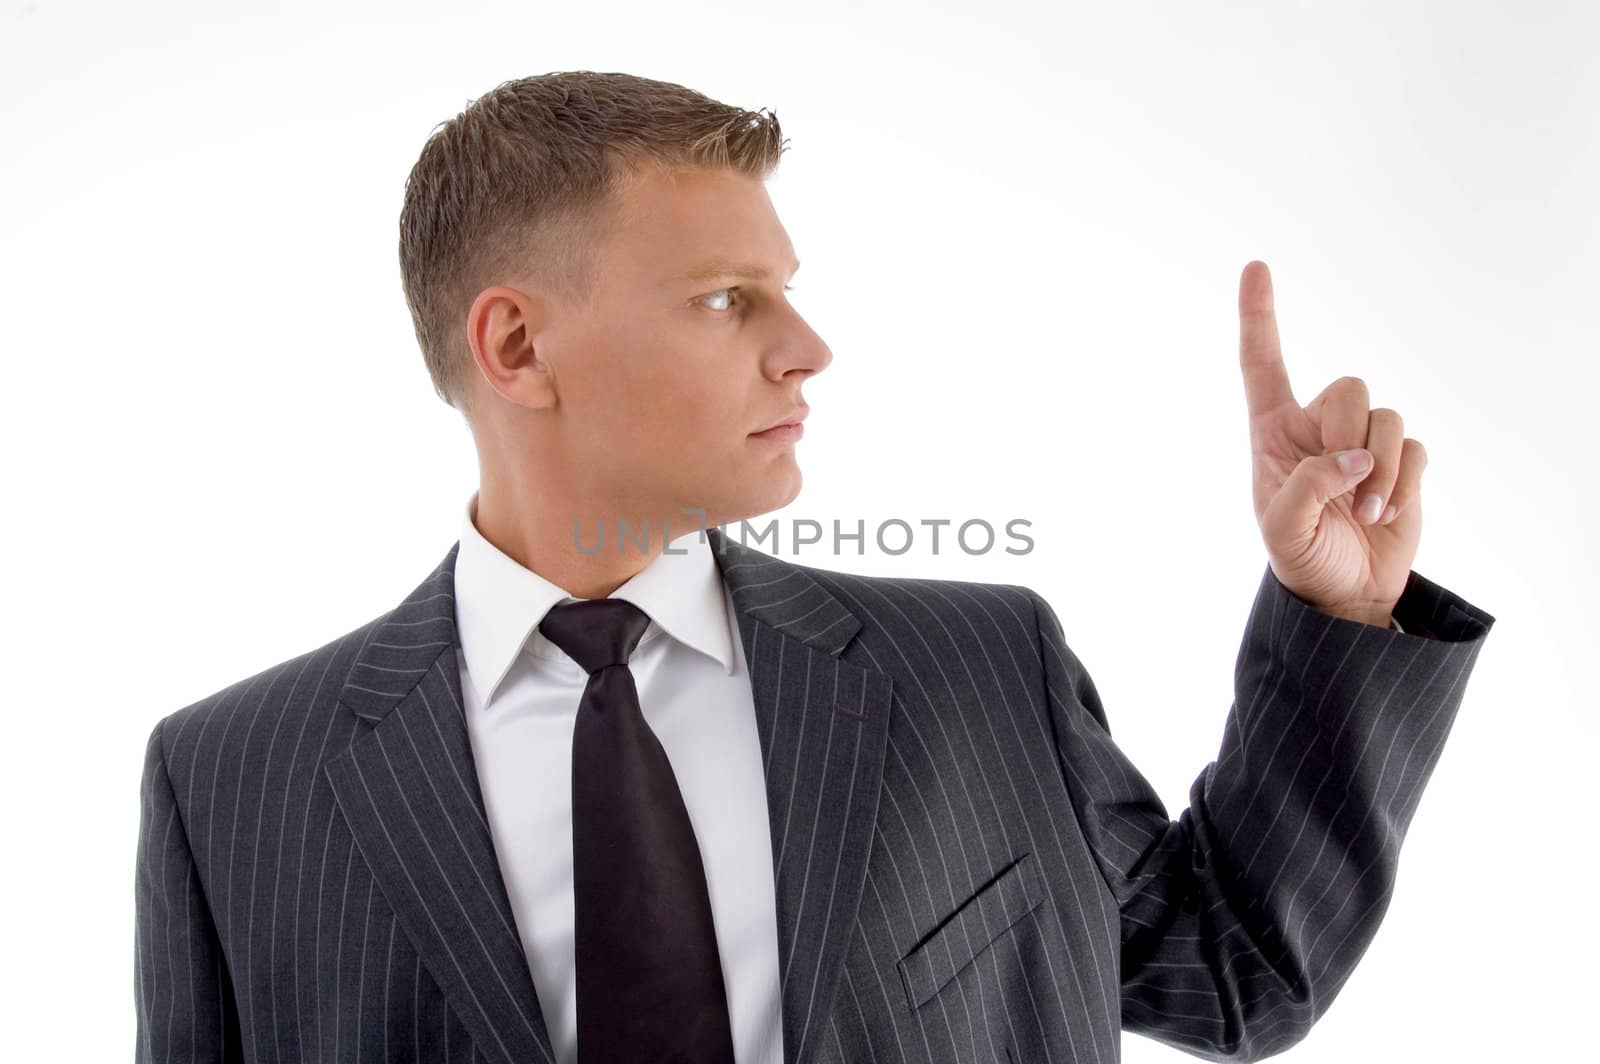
[472,483,715,600]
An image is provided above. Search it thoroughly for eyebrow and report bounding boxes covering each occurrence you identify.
[670,257,801,285]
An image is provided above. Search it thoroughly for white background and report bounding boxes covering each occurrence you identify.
[3,0,1594,1059]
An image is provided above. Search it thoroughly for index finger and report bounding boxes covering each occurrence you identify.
[1239,260,1296,418]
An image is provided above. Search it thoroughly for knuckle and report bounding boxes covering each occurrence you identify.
[1336,375,1368,395]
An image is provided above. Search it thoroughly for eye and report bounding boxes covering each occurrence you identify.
[698,285,796,314]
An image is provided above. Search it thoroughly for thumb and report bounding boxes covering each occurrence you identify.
[1265,448,1373,541]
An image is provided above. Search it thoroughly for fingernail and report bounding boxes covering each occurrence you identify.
[1337,449,1372,476]
[1381,504,1398,524]
[1358,493,1384,524]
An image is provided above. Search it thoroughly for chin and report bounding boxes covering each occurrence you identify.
[700,465,804,531]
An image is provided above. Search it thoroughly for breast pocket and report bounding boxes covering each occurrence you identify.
[896,852,1047,1011]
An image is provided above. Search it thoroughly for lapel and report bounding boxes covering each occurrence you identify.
[322,527,894,1064]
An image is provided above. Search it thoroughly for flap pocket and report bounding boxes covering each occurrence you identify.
[896,852,1046,1010]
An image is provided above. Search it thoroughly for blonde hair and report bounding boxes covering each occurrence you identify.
[397,71,789,420]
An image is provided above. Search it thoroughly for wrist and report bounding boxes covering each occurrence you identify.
[1320,606,1397,629]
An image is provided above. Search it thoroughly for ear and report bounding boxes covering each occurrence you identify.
[467,285,557,410]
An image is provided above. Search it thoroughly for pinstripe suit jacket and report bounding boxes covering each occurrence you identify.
[135,526,1495,1064]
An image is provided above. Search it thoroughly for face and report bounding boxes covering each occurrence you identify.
[469,165,833,537]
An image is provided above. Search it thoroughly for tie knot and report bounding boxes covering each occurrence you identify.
[537,598,651,674]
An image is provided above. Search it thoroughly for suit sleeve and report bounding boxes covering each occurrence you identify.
[1027,562,1495,1062]
[134,718,243,1062]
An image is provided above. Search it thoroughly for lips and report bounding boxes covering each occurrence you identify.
[754,406,809,434]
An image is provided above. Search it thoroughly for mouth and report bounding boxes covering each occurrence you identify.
[751,405,809,442]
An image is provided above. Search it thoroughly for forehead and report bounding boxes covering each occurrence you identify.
[601,166,796,277]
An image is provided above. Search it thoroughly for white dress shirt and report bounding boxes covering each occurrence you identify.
[453,490,784,1064]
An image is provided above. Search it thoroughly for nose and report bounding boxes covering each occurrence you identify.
[766,313,833,382]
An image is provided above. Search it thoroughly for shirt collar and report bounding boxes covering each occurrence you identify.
[453,490,735,709]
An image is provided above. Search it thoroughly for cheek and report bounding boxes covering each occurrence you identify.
[580,327,748,454]
[573,348,673,433]
[633,363,744,446]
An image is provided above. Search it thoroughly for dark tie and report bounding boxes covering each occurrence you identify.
[537,597,737,1064]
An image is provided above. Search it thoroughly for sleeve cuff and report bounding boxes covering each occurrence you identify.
[1265,563,1496,643]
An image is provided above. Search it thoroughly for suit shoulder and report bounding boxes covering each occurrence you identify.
[800,560,1041,628]
[151,607,394,751]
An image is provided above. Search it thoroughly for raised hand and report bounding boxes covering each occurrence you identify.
[1237,261,1425,627]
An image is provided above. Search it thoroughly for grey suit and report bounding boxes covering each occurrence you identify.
[134,526,1495,1063]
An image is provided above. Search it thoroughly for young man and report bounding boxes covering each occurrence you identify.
[134,71,1495,1064]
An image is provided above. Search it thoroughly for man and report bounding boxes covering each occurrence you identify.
[134,71,1495,1064]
